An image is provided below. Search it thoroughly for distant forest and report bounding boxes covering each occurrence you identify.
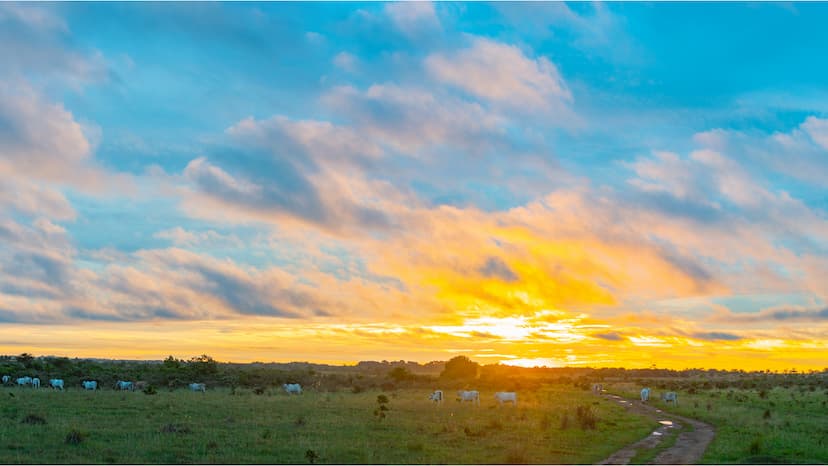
[2,353,826,394]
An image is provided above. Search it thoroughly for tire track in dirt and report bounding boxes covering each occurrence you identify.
[596,394,714,465]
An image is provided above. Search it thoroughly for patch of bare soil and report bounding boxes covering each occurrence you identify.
[596,394,714,465]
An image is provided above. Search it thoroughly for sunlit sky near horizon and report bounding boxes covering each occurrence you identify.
[1,2,827,370]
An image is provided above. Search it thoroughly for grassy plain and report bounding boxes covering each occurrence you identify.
[611,383,828,464]
[0,385,654,464]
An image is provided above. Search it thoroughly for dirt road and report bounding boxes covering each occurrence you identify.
[596,394,715,465]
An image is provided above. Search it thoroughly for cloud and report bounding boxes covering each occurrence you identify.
[593,332,624,341]
[478,256,518,282]
[384,1,440,38]
[332,51,358,73]
[182,115,392,233]
[801,116,828,151]
[425,36,572,115]
[323,84,505,155]
[692,331,742,341]
[0,4,109,86]
[714,306,828,324]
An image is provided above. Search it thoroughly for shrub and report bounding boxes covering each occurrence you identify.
[160,423,190,434]
[143,385,157,395]
[305,449,319,464]
[65,429,85,445]
[749,439,762,455]
[575,405,597,430]
[21,414,46,425]
[560,411,570,430]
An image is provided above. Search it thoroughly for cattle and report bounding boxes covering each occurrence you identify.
[134,381,148,391]
[82,380,98,390]
[640,387,651,402]
[661,391,678,405]
[49,379,65,391]
[494,391,517,406]
[1,375,10,385]
[189,383,206,393]
[429,390,443,404]
[457,390,480,405]
[115,380,134,391]
[592,383,603,394]
[32,377,41,389]
[17,376,32,387]
[283,383,302,394]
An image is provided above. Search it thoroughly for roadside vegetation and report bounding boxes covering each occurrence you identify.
[609,374,828,464]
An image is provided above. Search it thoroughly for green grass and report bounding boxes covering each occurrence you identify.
[612,384,828,464]
[0,386,653,464]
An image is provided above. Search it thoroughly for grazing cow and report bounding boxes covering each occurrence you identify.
[640,387,651,402]
[115,380,134,391]
[283,383,302,394]
[32,377,41,389]
[49,379,65,391]
[494,391,517,406]
[457,390,480,405]
[661,391,678,405]
[189,383,206,393]
[429,390,443,404]
[82,380,97,390]
[17,376,32,387]
[2,375,10,385]
[592,383,603,394]
[134,381,148,391]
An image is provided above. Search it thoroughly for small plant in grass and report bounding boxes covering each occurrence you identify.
[294,415,306,427]
[749,438,762,455]
[504,449,529,464]
[253,387,265,395]
[374,394,390,421]
[65,429,85,445]
[575,405,597,430]
[21,414,46,425]
[763,409,771,419]
[143,385,157,395]
[305,449,319,464]
[560,410,570,430]
[206,441,218,450]
[261,429,272,439]
[160,423,190,434]
[539,414,551,430]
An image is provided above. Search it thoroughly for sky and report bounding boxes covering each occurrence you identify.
[1,2,827,370]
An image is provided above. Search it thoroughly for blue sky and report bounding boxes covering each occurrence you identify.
[1,2,827,368]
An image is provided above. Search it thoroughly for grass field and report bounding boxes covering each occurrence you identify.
[611,384,828,464]
[1,385,655,464]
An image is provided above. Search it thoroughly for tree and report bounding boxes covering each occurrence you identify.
[388,367,412,382]
[440,356,479,380]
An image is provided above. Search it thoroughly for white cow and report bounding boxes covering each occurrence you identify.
[1,375,10,385]
[640,387,651,402]
[429,390,443,404]
[494,391,517,406]
[49,379,65,391]
[592,383,603,394]
[82,380,98,390]
[17,376,32,387]
[457,390,480,405]
[115,380,134,391]
[283,383,302,394]
[189,383,206,392]
[661,391,678,405]
[32,377,41,389]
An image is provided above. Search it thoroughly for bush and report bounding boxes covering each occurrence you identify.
[575,405,597,430]
[21,414,46,425]
[65,429,85,445]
